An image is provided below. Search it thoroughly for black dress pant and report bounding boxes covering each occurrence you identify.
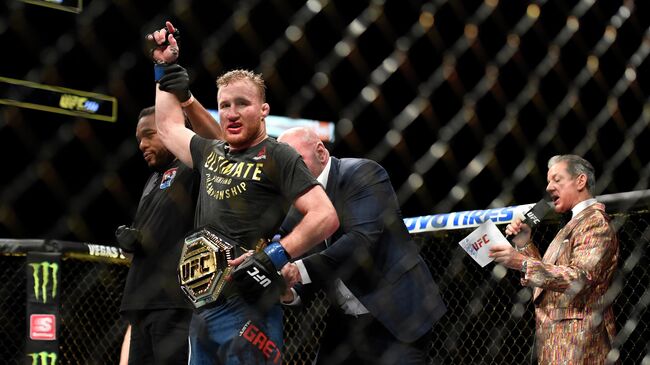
[315,309,431,365]
[126,308,193,365]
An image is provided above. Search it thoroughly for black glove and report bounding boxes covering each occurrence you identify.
[158,64,192,103]
[115,225,142,253]
[231,251,286,312]
[144,26,181,62]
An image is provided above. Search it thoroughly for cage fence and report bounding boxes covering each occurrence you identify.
[1,1,649,243]
[0,0,649,364]
[1,191,648,364]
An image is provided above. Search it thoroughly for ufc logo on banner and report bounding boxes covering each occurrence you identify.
[246,267,271,287]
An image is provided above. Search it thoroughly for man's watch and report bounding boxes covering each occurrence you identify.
[515,240,531,252]
[520,260,528,273]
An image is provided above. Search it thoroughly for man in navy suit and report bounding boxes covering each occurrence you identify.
[277,127,447,365]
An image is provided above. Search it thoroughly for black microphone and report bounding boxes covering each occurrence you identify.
[506,195,553,243]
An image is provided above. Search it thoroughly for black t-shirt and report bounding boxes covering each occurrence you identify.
[190,135,318,249]
[120,160,197,312]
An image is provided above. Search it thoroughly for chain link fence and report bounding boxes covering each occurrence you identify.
[2,0,649,244]
[1,0,649,364]
[0,241,129,365]
[1,191,648,364]
[418,205,650,364]
[58,259,128,364]
[0,256,26,361]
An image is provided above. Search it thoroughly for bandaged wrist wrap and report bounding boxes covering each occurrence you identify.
[263,242,291,269]
[154,64,166,82]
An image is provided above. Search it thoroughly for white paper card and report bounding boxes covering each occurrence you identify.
[458,220,509,267]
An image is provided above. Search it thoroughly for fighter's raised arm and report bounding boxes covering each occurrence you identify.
[151,22,222,142]
[148,21,221,167]
[146,22,194,167]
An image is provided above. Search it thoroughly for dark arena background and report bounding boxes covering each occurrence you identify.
[1,0,649,364]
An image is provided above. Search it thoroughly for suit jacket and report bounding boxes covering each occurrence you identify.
[521,202,618,364]
[282,157,446,343]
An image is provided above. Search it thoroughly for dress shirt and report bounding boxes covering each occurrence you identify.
[571,198,598,218]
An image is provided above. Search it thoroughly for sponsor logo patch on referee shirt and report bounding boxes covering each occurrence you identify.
[160,167,178,189]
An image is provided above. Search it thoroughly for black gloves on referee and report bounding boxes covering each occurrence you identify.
[115,225,142,253]
[158,64,192,104]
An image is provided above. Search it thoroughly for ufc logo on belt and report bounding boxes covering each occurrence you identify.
[246,267,271,287]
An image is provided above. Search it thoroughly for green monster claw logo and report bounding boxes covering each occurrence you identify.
[29,262,59,303]
[28,351,57,365]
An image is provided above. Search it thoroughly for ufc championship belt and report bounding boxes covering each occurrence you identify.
[178,226,239,308]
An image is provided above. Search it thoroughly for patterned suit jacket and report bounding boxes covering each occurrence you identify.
[520,202,619,365]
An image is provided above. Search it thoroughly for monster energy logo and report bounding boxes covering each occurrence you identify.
[28,351,57,365]
[29,262,59,303]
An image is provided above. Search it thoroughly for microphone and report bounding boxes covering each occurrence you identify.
[506,195,553,244]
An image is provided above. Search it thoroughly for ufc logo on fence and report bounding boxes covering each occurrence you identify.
[247,267,271,287]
